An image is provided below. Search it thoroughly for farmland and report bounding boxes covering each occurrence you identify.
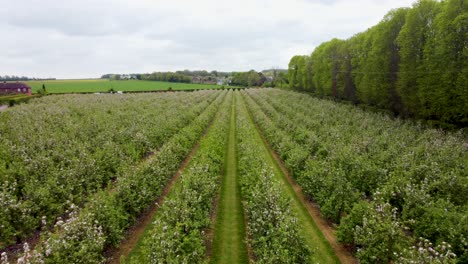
[25,79,225,94]
[0,89,466,263]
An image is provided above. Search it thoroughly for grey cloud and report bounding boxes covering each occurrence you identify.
[2,1,157,36]
[302,0,342,5]
[1,0,415,78]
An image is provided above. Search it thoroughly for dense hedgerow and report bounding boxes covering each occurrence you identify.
[243,88,466,263]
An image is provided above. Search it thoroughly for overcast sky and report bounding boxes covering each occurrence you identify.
[1,0,416,79]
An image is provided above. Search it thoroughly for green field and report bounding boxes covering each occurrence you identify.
[25,79,226,94]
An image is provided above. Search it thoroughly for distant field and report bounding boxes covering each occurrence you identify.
[25,79,226,94]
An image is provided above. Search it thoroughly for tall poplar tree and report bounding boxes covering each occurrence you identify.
[397,0,441,117]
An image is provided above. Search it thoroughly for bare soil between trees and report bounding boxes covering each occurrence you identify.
[0,231,40,263]
[105,111,220,264]
[258,130,357,264]
[241,90,355,263]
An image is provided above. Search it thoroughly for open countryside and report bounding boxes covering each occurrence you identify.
[1,0,466,263]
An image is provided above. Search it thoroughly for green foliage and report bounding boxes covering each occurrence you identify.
[28,210,107,264]
[361,8,407,111]
[0,94,39,106]
[132,91,231,263]
[354,197,408,263]
[236,95,311,263]
[141,71,192,83]
[337,201,370,245]
[287,55,315,92]
[26,92,225,263]
[243,88,467,263]
[3,87,467,263]
[397,0,442,116]
[36,88,47,95]
[396,238,457,264]
[3,91,227,263]
[288,0,467,126]
[419,0,468,124]
[231,70,267,87]
[314,39,346,98]
[288,55,306,91]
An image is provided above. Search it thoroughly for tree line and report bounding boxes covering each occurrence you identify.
[230,70,267,86]
[288,0,467,126]
[230,69,289,87]
[102,69,289,86]
[141,72,192,83]
[175,70,231,78]
[0,75,56,81]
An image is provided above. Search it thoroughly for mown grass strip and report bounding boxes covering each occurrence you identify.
[117,92,228,263]
[235,91,310,263]
[124,91,233,264]
[210,94,248,264]
[107,99,223,263]
[243,90,357,263]
[239,92,340,264]
[18,91,227,263]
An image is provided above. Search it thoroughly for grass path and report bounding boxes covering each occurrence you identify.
[265,143,357,264]
[107,132,209,263]
[210,94,249,264]
[240,93,341,264]
[106,103,223,264]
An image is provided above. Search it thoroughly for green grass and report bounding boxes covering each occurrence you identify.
[25,79,227,94]
[263,144,340,263]
[210,95,248,264]
[123,218,155,263]
[124,93,228,263]
[239,94,340,264]
[0,94,31,100]
[0,94,41,106]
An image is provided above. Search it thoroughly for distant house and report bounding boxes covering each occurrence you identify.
[192,76,217,85]
[217,78,231,86]
[120,74,137,80]
[0,82,32,95]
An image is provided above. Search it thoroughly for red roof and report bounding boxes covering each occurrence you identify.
[0,82,31,89]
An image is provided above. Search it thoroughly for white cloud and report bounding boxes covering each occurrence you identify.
[0,0,415,78]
